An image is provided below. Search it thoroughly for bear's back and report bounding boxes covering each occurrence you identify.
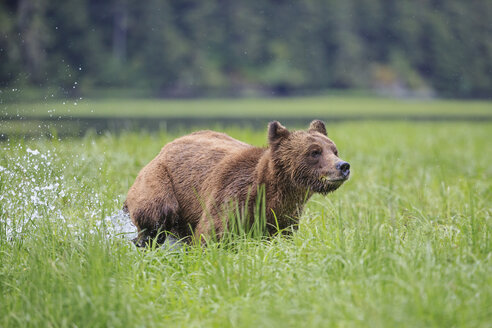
[160,130,251,170]
[154,130,254,225]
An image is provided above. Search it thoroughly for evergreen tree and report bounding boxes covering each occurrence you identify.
[0,0,490,98]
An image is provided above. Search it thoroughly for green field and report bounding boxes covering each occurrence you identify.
[3,95,492,118]
[1,107,491,326]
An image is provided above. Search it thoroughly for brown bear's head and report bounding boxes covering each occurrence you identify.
[268,120,350,194]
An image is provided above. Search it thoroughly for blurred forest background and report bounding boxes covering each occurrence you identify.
[0,0,491,99]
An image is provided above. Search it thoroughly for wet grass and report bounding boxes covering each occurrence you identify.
[0,122,491,327]
[3,95,492,118]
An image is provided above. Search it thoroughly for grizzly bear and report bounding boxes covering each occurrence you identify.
[123,120,350,245]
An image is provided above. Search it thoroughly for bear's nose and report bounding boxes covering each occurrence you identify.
[336,161,350,177]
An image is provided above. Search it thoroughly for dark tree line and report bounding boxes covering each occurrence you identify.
[1,0,491,98]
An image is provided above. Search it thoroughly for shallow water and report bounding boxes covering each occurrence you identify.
[104,209,138,240]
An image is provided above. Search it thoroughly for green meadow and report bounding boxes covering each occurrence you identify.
[3,95,492,118]
[0,98,491,327]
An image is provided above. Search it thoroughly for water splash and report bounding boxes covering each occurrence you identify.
[103,209,138,240]
[0,145,137,241]
[103,210,183,250]
[1,146,65,238]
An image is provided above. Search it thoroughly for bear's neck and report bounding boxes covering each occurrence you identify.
[255,149,312,228]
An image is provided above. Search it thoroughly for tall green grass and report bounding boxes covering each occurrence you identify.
[0,122,491,327]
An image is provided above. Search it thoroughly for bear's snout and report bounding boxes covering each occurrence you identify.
[336,161,350,178]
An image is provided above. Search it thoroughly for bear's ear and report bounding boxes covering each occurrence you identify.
[268,121,290,145]
[308,119,327,136]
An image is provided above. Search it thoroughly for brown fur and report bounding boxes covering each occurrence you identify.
[124,120,349,244]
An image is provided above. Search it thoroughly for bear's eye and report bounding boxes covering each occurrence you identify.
[310,149,322,158]
[334,150,339,156]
